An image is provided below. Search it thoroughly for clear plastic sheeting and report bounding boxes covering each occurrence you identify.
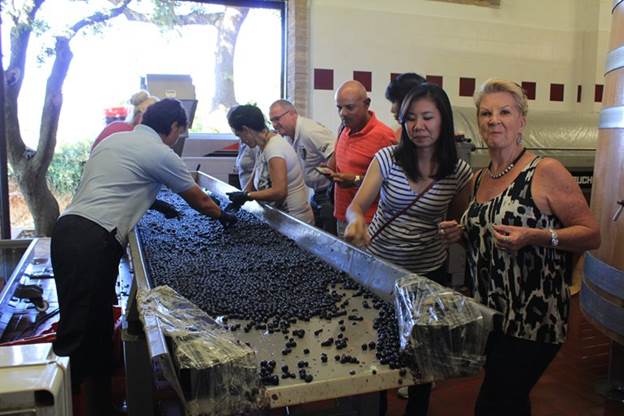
[137,285,266,416]
[394,275,497,380]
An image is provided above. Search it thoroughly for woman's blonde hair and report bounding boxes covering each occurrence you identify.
[129,90,159,124]
[473,79,528,116]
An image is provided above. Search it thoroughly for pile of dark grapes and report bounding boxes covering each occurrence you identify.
[136,191,406,382]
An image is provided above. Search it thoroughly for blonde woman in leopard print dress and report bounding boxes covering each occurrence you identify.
[441,79,600,416]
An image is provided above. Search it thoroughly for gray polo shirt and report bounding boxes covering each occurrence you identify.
[63,125,196,245]
[291,116,335,192]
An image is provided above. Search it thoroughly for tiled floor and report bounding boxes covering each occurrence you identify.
[384,295,624,416]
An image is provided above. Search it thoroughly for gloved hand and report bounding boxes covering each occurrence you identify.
[218,211,238,229]
[225,191,251,212]
[150,199,180,219]
[227,191,250,205]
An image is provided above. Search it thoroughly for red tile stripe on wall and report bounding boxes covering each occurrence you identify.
[312,70,599,105]
[459,77,476,97]
[426,75,443,88]
[577,85,582,103]
[521,81,536,100]
[595,84,603,103]
[314,68,333,90]
[353,71,372,92]
[550,83,564,102]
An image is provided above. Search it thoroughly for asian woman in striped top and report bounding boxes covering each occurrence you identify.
[344,82,472,416]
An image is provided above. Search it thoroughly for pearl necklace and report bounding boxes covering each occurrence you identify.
[487,148,526,180]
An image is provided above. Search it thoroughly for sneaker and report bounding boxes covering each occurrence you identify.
[397,386,409,399]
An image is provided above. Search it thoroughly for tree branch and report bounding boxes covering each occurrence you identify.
[120,5,223,26]
[66,0,134,39]
[33,37,73,170]
[29,0,135,167]
[169,10,223,26]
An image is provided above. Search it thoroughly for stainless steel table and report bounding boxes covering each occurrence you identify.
[124,173,489,415]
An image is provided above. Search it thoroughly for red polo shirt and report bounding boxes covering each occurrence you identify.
[334,111,396,222]
[91,121,133,152]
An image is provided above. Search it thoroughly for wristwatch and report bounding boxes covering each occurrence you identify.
[354,175,362,186]
[549,228,559,248]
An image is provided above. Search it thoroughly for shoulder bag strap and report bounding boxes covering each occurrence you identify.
[369,180,436,242]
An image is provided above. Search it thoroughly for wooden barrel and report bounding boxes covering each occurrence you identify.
[581,0,624,345]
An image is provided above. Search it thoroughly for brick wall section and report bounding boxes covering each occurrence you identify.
[287,0,309,115]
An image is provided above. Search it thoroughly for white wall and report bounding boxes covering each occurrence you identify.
[308,0,612,132]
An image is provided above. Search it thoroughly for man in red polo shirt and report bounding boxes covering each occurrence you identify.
[327,80,396,237]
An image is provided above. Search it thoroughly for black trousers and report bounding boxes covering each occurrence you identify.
[475,332,561,416]
[311,188,337,235]
[51,215,124,388]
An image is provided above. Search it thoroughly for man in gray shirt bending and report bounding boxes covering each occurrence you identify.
[50,98,236,416]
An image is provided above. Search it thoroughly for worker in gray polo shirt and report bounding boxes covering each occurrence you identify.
[50,98,236,416]
[269,99,336,234]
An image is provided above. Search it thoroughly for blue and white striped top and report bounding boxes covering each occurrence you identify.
[367,146,472,273]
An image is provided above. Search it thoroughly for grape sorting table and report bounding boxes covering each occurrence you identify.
[124,173,486,415]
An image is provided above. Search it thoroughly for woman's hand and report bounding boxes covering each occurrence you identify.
[344,218,370,247]
[491,224,535,253]
[438,220,464,244]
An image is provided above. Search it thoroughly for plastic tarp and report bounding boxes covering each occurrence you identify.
[137,285,266,416]
[394,274,498,380]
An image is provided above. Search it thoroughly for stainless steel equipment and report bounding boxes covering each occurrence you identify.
[453,106,597,201]
[142,74,198,156]
[0,239,57,342]
[125,173,495,414]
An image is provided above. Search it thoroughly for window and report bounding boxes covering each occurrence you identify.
[8,0,284,147]
[2,0,285,233]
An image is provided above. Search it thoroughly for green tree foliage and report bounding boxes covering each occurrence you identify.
[46,141,91,195]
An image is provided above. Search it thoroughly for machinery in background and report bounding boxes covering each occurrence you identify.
[181,133,240,187]
[142,74,198,157]
[142,74,240,185]
[453,107,597,203]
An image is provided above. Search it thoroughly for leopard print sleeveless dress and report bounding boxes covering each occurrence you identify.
[462,157,572,344]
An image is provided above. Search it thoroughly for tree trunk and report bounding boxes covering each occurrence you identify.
[17,170,59,236]
[211,7,249,111]
[6,34,73,236]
